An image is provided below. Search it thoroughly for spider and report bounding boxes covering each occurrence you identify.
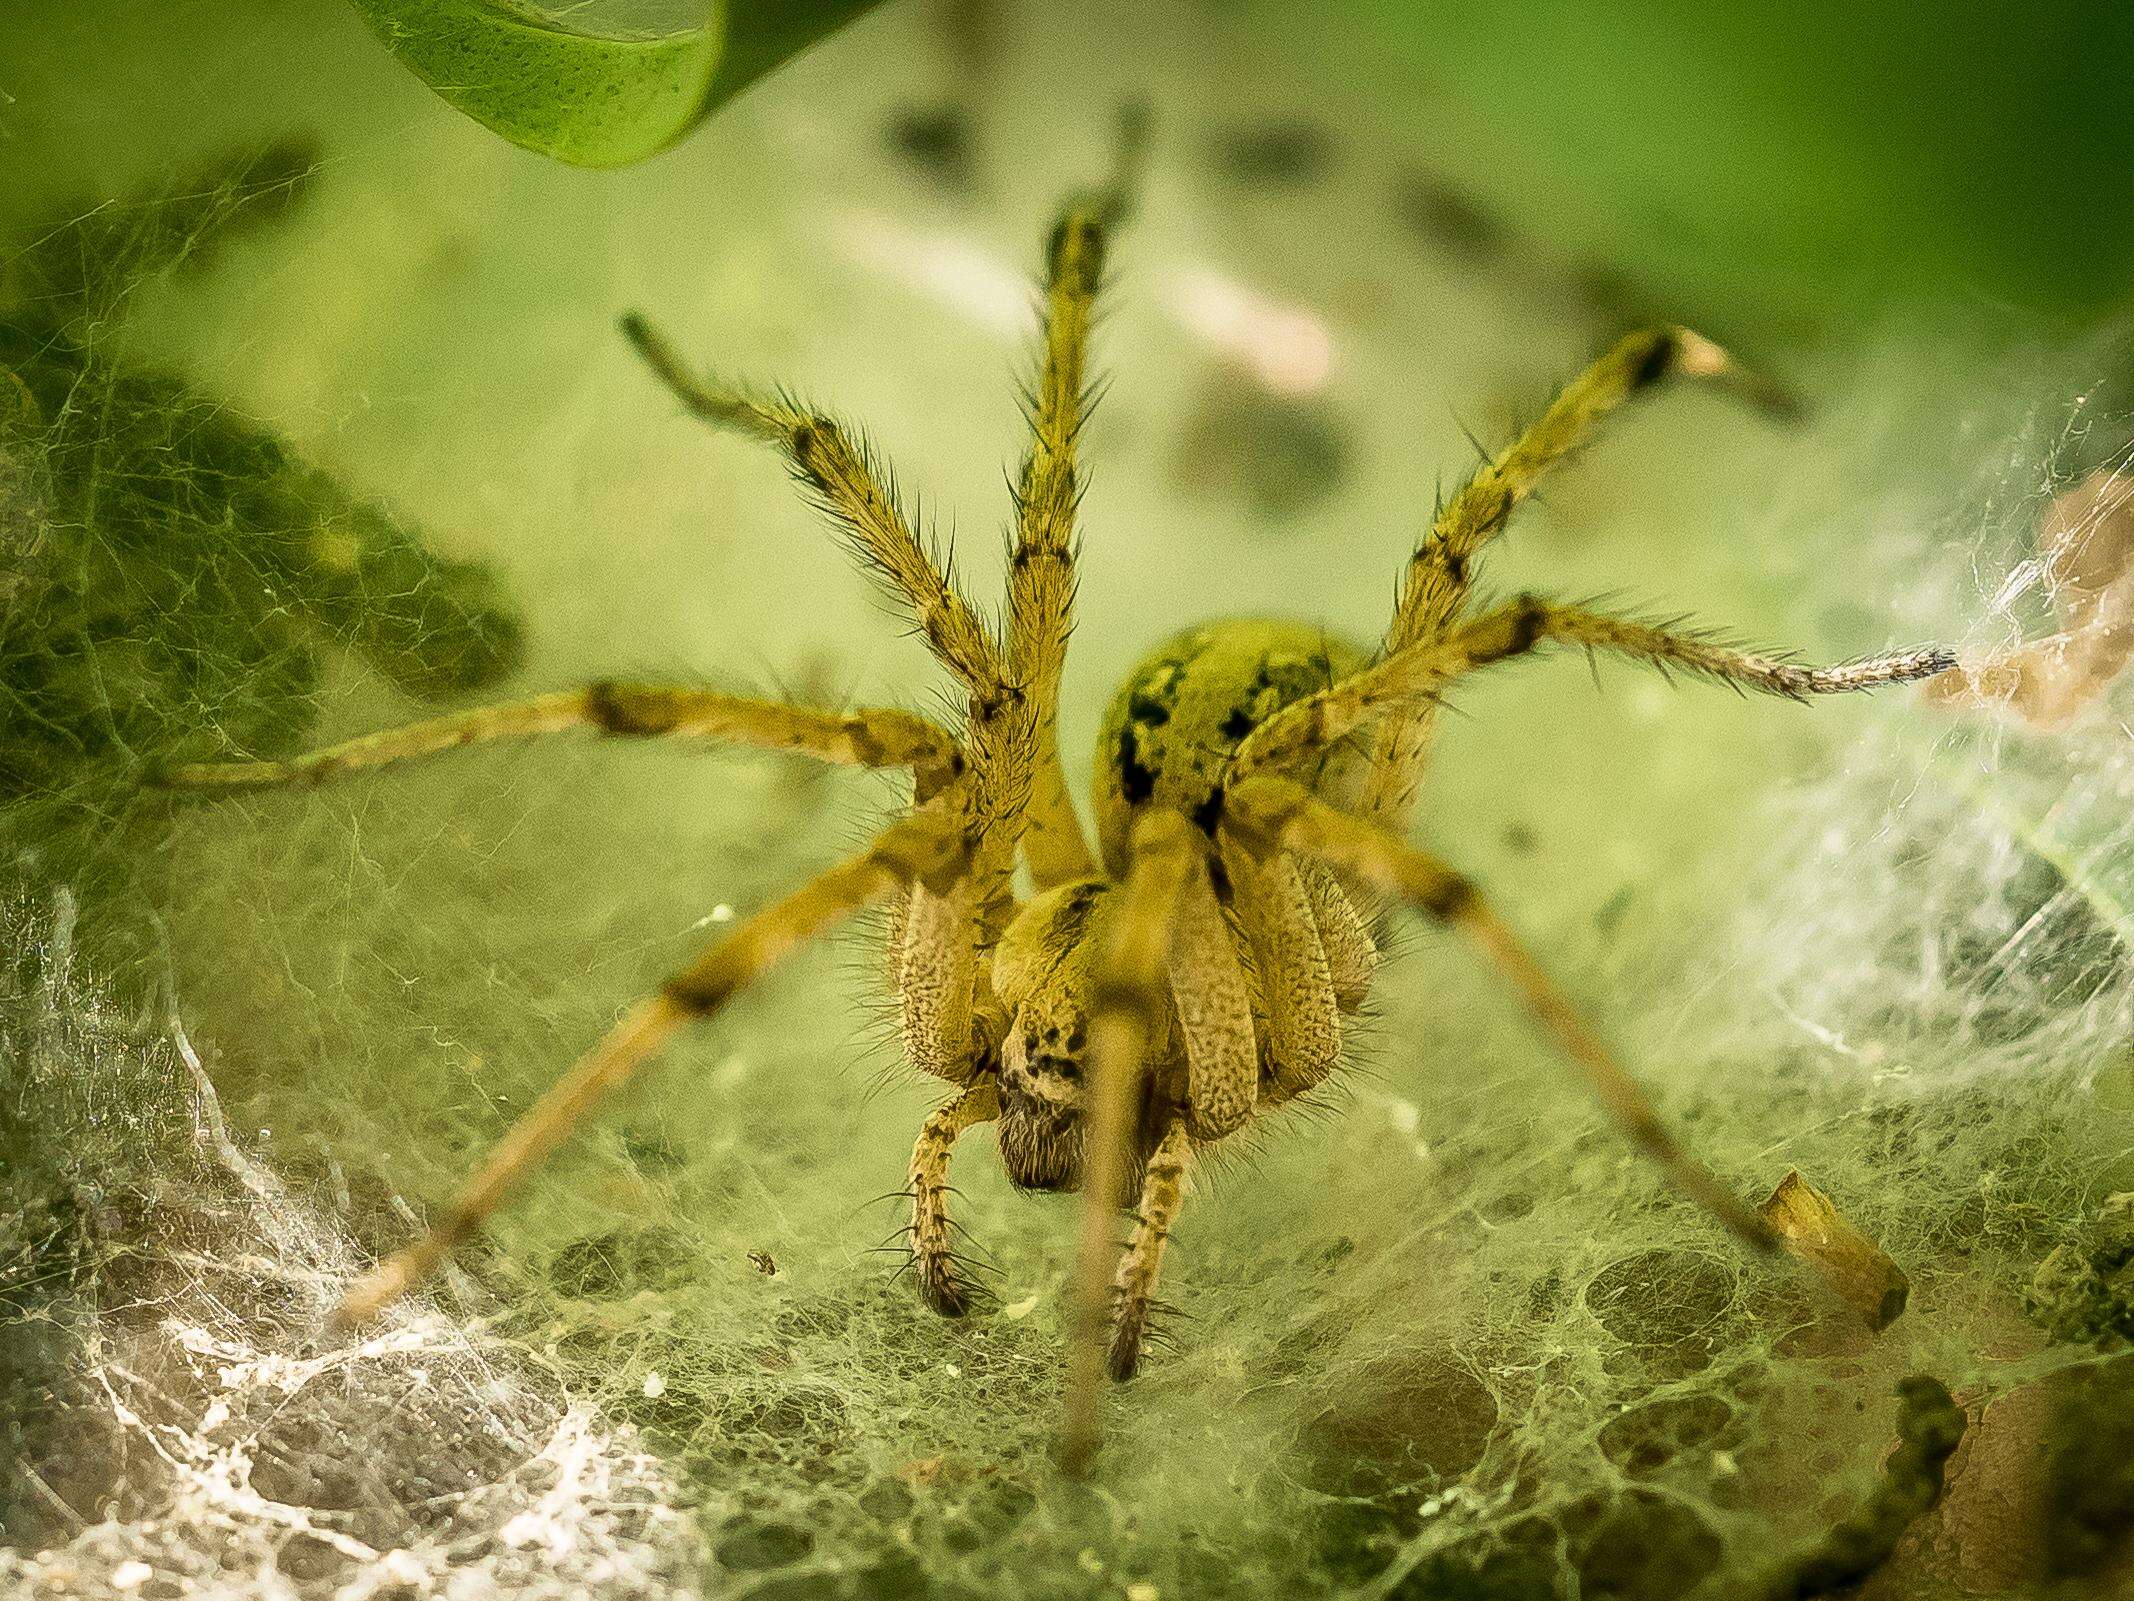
[157,149,1952,1470]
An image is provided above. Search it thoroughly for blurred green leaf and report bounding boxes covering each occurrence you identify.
[349,0,879,168]
[1271,0,2134,326]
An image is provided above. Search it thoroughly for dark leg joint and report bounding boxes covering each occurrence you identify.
[1046,212,1107,291]
[1622,1109,1672,1156]
[970,683,1027,724]
[1486,594,1550,660]
[845,720,886,764]
[1418,872,1479,922]
[1106,1313,1145,1382]
[661,972,732,1017]
[788,418,841,493]
[1628,329,1680,390]
[1475,482,1514,535]
[586,681,678,737]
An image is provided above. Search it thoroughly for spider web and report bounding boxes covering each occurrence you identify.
[0,890,698,1598]
[0,116,691,1601]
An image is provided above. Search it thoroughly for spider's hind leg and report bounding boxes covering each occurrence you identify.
[154,685,963,794]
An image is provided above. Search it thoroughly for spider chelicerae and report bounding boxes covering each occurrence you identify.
[161,149,1952,1469]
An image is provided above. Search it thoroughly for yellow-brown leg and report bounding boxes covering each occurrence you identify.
[1005,122,1144,890]
[1233,594,1954,786]
[1062,806,1200,1474]
[625,312,1031,939]
[622,314,1001,697]
[1108,1121,1192,1380]
[908,1079,1001,1316]
[336,800,970,1326]
[1226,775,1780,1257]
[1365,327,1743,820]
[154,684,963,794]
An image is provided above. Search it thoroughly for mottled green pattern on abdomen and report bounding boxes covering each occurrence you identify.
[1092,618,1367,872]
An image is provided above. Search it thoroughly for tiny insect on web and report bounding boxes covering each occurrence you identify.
[154,120,1954,1472]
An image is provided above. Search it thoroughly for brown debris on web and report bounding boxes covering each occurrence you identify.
[1925,462,2134,728]
[1759,1169,1910,1331]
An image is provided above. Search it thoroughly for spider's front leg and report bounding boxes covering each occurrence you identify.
[1101,838,1258,1374]
[333,797,973,1324]
[1107,1121,1193,1380]
[907,1078,999,1316]
[1226,774,1782,1254]
[1062,808,1205,1470]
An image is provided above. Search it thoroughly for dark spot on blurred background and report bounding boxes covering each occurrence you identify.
[1171,372,1352,524]
[1207,116,1339,190]
[884,103,978,194]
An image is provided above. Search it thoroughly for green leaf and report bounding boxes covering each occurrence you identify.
[350,0,880,168]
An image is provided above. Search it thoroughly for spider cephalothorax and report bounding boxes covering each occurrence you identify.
[161,139,1953,1470]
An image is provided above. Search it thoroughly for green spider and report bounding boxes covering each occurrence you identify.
[158,149,1949,1471]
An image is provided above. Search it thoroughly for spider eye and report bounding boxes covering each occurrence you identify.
[1015,1045,1082,1087]
[1005,1016,1087,1102]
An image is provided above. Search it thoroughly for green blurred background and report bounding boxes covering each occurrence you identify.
[1310,0,2134,330]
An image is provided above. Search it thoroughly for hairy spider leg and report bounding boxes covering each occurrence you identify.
[1231,594,1959,786]
[620,316,1000,698]
[155,684,964,793]
[1062,806,1202,1474]
[1365,326,1746,821]
[335,796,972,1325]
[619,316,1025,941]
[908,1078,1002,1316]
[1107,1121,1193,1382]
[1226,775,1779,1254]
[1007,116,1145,890]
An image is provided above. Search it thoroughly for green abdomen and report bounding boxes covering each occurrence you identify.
[1092,618,1367,872]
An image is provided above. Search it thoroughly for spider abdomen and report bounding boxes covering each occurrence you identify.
[1092,618,1367,872]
